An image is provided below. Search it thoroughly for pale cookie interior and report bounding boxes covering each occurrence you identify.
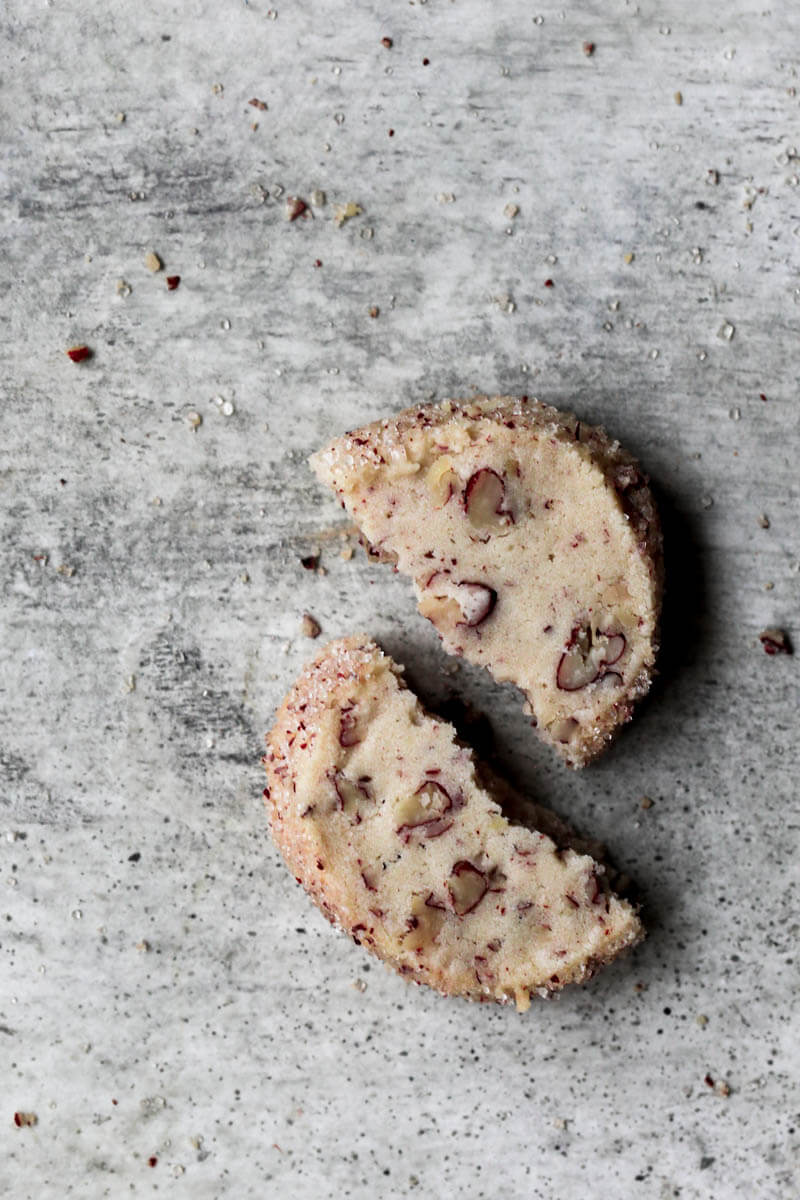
[310,396,662,767]
[265,637,642,1011]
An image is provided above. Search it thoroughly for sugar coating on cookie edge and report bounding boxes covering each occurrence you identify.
[310,396,663,768]
[264,636,643,1011]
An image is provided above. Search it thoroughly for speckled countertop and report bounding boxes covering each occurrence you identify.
[2,1,799,1196]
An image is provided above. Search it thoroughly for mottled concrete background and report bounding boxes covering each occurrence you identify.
[1,1,798,1196]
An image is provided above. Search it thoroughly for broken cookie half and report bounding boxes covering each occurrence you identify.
[310,396,663,767]
[264,636,642,1011]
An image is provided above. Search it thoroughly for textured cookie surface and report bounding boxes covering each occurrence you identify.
[310,396,663,767]
[264,636,642,1011]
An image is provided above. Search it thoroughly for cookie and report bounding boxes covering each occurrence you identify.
[310,396,663,767]
[264,636,642,1011]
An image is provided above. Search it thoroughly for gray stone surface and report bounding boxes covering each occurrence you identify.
[2,0,798,1196]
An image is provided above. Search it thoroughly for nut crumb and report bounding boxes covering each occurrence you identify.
[136,939,150,952]
[381,36,393,49]
[249,98,268,110]
[582,41,595,56]
[623,252,635,265]
[368,305,380,319]
[759,628,792,655]
[300,613,321,639]
[696,1014,709,1027]
[758,513,770,529]
[340,546,353,561]
[13,1112,37,1128]
[211,82,224,95]
[286,196,308,222]
[640,795,653,809]
[715,1080,731,1098]
[115,278,132,297]
[56,564,75,577]
[144,250,163,273]
[310,189,326,208]
[352,978,367,992]
[503,202,519,219]
[674,90,683,105]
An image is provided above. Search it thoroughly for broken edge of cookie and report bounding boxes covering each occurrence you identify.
[264,635,644,1011]
[310,396,664,768]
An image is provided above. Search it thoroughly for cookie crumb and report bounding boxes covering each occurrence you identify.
[144,250,163,273]
[333,201,363,227]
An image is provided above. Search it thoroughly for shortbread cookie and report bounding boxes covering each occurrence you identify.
[264,636,642,1011]
[310,396,663,767]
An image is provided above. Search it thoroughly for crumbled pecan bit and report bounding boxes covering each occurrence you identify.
[300,613,321,639]
[249,98,268,110]
[166,275,181,290]
[286,195,308,221]
[13,1112,37,1127]
[368,306,380,318]
[640,795,653,809]
[759,628,792,655]
[66,345,92,363]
